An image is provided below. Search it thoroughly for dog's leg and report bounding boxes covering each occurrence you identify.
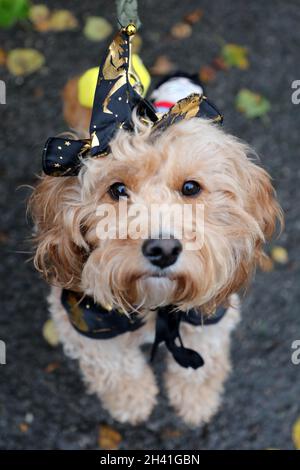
[164,295,240,427]
[48,287,158,425]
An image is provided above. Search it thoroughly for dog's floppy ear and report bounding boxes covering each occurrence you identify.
[212,150,283,309]
[245,160,283,241]
[29,175,89,289]
[237,154,283,270]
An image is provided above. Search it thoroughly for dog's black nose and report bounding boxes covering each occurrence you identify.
[142,238,182,269]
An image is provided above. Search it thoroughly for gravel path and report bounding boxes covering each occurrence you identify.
[0,0,299,450]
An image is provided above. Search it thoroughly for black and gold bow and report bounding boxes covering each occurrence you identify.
[43,24,223,177]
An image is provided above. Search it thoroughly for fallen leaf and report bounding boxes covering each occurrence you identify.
[221,43,249,70]
[271,246,289,265]
[260,254,274,272]
[116,0,141,30]
[0,48,6,66]
[150,55,176,76]
[84,16,113,42]
[0,0,29,28]
[161,427,182,439]
[7,48,45,76]
[170,22,192,39]
[212,56,228,71]
[44,361,60,373]
[292,417,300,449]
[199,65,216,83]
[29,4,50,25]
[98,424,122,450]
[235,89,271,119]
[184,9,203,25]
[42,319,59,347]
[30,7,78,32]
[131,33,142,54]
[19,422,29,433]
[33,19,51,32]
[48,10,78,31]
[0,231,9,242]
[29,3,51,33]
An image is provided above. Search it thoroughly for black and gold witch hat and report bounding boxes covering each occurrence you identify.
[43,24,223,177]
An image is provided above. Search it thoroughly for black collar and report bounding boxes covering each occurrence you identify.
[61,289,227,370]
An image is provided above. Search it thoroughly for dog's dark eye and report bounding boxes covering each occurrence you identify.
[181,180,202,197]
[109,182,128,200]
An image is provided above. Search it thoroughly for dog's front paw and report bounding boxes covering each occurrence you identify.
[165,369,226,427]
[101,368,158,425]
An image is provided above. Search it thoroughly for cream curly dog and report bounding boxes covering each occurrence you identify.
[30,113,282,426]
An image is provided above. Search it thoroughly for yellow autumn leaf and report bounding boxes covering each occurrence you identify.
[98,424,122,450]
[7,48,45,76]
[292,417,300,449]
[30,7,78,32]
[161,427,182,439]
[29,4,50,24]
[42,319,59,347]
[44,361,60,373]
[260,254,274,272]
[83,17,113,42]
[271,246,289,265]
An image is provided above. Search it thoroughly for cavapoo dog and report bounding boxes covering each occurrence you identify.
[29,25,282,426]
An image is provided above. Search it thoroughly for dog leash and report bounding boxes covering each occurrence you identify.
[61,289,227,370]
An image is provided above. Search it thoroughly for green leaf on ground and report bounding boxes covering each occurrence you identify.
[235,89,271,119]
[150,55,176,76]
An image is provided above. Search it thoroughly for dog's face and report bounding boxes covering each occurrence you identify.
[30,118,282,313]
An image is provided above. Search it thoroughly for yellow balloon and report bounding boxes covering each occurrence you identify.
[78,67,98,108]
